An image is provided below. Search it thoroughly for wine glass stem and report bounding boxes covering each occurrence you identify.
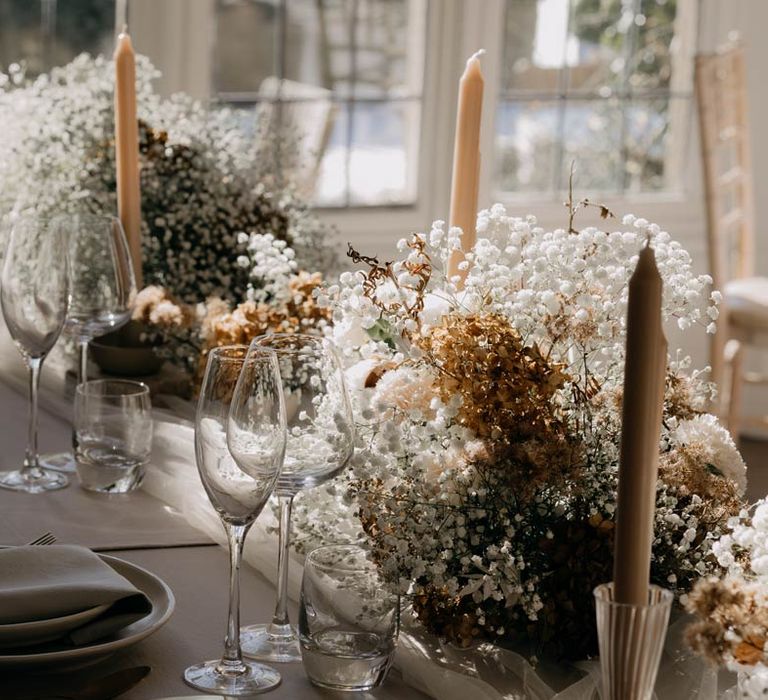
[270,495,294,629]
[77,339,90,384]
[23,357,43,478]
[221,521,249,669]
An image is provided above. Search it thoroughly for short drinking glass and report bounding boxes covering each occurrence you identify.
[299,545,398,692]
[74,380,152,493]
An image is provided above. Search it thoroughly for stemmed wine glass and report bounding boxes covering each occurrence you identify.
[41,213,137,473]
[241,333,355,662]
[184,345,286,695]
[0,216,70,493]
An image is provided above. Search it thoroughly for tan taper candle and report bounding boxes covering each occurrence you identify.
[446,50,484,288]
[613,242,667,606]
[114,28,143,288]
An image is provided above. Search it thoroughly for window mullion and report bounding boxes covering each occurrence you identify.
[618,0,643,193]
[552,0,575,194]
[344,0,360,208]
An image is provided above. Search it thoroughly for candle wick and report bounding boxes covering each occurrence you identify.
[468,49,486,64]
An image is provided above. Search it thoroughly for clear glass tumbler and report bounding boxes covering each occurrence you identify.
[594,582,673,700]
[74,379,152,493]
[299,545,398,692]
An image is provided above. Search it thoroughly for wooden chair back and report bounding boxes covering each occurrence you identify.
[695,43,755,291]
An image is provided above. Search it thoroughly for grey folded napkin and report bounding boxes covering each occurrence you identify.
[0,544,151,647]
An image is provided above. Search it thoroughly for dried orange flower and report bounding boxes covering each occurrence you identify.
[197,271,331,377]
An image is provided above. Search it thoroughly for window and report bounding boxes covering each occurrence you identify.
[0,0,113,79]
[212,0,427,208]
[494,0,695,198]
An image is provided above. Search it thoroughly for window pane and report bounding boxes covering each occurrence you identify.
[626,0,678,93]
[348,99,418,205]
[623,97,687,193]
[214,1,277,94]
[566,0,626,94]
[501,0,566,94]
[495,100,558,194]
[560,98,622,192]
[0,0,113,78]
[316,99,419,207]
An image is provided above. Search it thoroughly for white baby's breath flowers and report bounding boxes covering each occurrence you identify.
[730,663,768,699]
[0,54,337,304]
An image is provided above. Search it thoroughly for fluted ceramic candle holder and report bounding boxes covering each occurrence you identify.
[594,582,673,700]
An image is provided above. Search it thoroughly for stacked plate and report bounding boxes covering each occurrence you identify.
[0,555,174,670]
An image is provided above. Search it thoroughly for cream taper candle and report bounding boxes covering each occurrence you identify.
[446,50,484,288]
[613,242,667,606]
[114,27,143,288]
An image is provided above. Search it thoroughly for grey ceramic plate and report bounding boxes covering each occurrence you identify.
[0,554,174,669]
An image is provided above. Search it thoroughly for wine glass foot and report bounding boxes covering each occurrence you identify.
[0,468,68,493]
[39,452,76,473]
[183,659,281,695]
[241,623,302,663]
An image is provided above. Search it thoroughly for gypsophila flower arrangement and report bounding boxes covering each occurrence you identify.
[0,54,337,304]
[686,499,768,697]
[305,201,748,661]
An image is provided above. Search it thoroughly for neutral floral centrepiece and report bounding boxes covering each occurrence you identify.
[294,202,750,661]
[0,54,338,373]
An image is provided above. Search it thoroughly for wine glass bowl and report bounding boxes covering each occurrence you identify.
[183,345,286,696]
[1,218,69,361]
[259,334,354,495]
[0,215,69,493]
[228,350,287,488]
[241,333,354,663]
[65,213,135,347]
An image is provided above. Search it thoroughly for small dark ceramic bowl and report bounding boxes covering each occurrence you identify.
[90,321,164,377]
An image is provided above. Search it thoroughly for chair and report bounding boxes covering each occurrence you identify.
[695,41,768,438]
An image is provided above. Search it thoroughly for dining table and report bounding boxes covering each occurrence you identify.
[0,375,430,700]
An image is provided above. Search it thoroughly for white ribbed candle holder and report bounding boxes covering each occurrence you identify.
[594,582,673,700]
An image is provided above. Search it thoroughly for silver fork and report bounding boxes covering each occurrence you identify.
[27,532,57,546]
